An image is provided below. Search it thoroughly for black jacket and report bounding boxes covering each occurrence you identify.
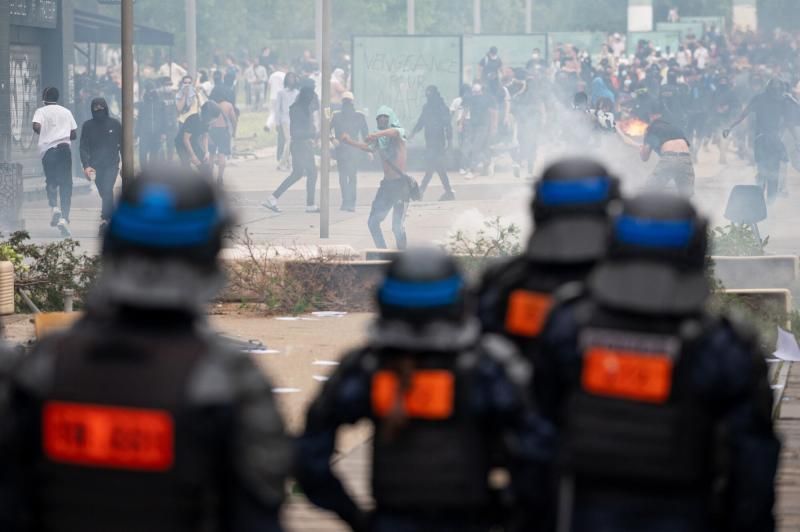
[80,98,122,169]
[136,92,167,139]
[412,97,452,150]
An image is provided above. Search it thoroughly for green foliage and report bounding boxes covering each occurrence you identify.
[0,244,25,272]
[710,224,768,256]
[226,230,366,315]
[448,217,522,259]
[447,217,522,275]
[0,232,101,312]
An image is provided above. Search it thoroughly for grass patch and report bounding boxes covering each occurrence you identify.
[235,110,276,153]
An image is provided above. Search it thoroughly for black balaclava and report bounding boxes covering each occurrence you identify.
[91,97,110,121]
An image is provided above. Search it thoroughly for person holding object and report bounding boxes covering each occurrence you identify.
[331,92,369,211]
[175,75,199,125]
[724,79,799,203]
[80,98,122,235]
[174,102,221,173]
[32,87,78,238]
[617,114,694,197]
[340,106,413,249]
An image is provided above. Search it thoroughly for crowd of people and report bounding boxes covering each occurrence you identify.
[33,21,800,249]
[0,156,780,531]
[448,24,800,205]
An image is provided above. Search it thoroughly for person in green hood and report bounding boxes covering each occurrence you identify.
[341,105,410,249]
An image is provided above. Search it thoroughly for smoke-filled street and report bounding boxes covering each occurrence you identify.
[5,1,800,531]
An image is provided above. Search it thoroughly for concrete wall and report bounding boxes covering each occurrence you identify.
[733,0,758,32]
[628,0,653,32]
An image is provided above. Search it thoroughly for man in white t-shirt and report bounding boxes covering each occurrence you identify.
[32,87,78,237]
[265,66,286,131]
[254,63,269,110]
[694,44,710,70]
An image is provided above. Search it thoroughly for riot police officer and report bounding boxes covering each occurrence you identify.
[0,168,290,532]
[478,158,621,366]
[537,193,780,531]
[294,247,551,532]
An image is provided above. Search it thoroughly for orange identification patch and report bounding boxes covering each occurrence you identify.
[43,401,174,471]
[505,290,553,337]
[582,347,674,404]
[372,370,455,420]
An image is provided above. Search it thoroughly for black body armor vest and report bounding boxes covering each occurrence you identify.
[34,321,221,532]
[368,352,492,511]
[560,303,716,488]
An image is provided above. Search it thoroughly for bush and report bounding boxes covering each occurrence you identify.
[447,217,522,274]
[0,231,101,312]
[710,224,768,256]
[225,230,368,315]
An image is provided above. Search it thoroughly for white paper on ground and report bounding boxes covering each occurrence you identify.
[248,349,281,354]
[312,360,340,366]
[312,375,329,382]
[275,317,300,321]
[272,387,302,393]
[773,327,800,362]
[311,311,348,318]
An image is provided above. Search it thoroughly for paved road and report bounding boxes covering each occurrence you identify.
[13,140,800,257]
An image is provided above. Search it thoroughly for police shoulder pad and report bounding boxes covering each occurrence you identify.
[552,280,587,307]
[478,334,532,388]
[15,334,63,397]
[717,310,761,350]
[479,255,527,288]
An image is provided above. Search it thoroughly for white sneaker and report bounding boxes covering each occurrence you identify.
[458,168,467,175]
[50,207,62,227]
[261,195,281,213]
[305,205,320,213]
[465,171,475,180]
[57,218,71,237]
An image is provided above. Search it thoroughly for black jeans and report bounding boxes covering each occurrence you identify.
[42,144,73,220]
[277,125,287,161]
[464,122,491,170]
[754,133,787,203]
[274,139,317,206]
[368,178,408,249]
[95,164,119,221]
[337,155,358,209]
[139,135,162,168]
[420,146,452,195]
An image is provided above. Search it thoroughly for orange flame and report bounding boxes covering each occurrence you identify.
[619,118,649,138]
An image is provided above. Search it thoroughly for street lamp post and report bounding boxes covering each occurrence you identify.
[121,0,134,190]
[407,0,415,35]
[473,0,481,34]
[526,0,533,33]
[186,0,197,78]
[319,0,331,238]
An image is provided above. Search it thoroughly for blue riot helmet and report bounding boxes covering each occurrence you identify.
[376,247,467,328]
[528,158,621,263]
[96,167,233,311]
[589,193,709,315]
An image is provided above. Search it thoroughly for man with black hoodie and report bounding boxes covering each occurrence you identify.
[411,85,455,201]
[136,83,167,167]
[80,97,122,233]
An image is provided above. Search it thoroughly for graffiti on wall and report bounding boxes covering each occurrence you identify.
[9,45,42,168]
[9,0,58,29]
